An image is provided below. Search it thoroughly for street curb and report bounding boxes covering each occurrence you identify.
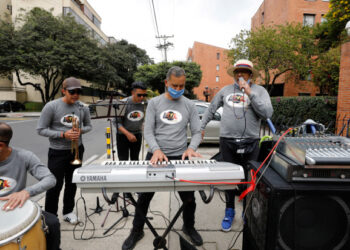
[0,112,41,118]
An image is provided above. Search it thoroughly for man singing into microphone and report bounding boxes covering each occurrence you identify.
[201,59,273,231]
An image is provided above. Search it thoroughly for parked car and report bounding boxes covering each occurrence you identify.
[187,101,222,144]
[0,101,25,112]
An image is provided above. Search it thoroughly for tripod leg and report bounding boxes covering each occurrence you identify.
[101,206,112,227]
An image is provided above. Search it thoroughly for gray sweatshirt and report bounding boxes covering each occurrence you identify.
[113,96,146,134]
[145,94,201,156]
[37,98,92,150]
[201,83,273,139]
[0,147,56,197]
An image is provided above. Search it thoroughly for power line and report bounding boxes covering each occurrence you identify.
[150,0,160,37]
[149,0,174,62]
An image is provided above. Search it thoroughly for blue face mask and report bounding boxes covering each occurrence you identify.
[168,86,184,99]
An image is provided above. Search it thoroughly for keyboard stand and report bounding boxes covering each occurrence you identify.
[128,195,185,250]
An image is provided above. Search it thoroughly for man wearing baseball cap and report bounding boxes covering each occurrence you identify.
[37,77,92,225]
[201,59,273,231]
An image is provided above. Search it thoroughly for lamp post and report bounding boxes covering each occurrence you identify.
[203,86,210,102]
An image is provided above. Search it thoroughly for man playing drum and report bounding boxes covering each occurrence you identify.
[0,122,61,250]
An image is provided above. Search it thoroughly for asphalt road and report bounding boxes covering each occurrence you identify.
[0,117,117,186]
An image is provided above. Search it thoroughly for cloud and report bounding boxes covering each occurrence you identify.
[88,0,263,62]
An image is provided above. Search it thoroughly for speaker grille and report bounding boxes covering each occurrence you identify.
[278,195,350,250]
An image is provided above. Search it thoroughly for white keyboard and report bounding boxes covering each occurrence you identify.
[73,160,245,193]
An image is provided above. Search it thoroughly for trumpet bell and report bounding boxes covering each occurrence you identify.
[70,159,82,165]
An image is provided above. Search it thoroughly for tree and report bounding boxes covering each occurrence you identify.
[0,8,152,103]
[12,8,103,103]
[134,61,202,99]
[228,23,317,93]
[0,20,16,76]
[311,46,340,96]
[315,0,350,51]
[98,40,152,93]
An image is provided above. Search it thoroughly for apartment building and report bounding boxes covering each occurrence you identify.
[187,41,232,101]
[0,0,113,103]
[251,0,330,96]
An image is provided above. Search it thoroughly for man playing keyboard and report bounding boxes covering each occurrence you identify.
[122,66,203,250]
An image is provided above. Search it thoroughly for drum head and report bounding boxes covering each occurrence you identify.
[0,177,17,196]
[0,200,40,245]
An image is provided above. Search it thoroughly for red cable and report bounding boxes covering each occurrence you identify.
[170,128,293,197]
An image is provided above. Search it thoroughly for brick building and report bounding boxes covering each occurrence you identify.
[251,0,330,96]
[187,42,232,101]
[337,40,350,134]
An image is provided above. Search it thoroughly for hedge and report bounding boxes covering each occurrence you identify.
[271,96,337,133]
[24,102,44,111]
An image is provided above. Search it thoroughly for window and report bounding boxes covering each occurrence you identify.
[321,14,326,23]
[303,14,315,27]
[216,64,220,71]
[216,76,219,82]
[261,12,264,24]
[216,53,220,60]
[6,5,12,14]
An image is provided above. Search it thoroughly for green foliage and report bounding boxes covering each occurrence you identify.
[0,8,151,103]
[311,46,340,96]
[146,88,160,98]
[98,40,152,93]
[0,20,16,75]
[271,96,337,133]
[134,61,202,99]
[315,0,350,51]
[24,101,44,111]
[228,23,316,94]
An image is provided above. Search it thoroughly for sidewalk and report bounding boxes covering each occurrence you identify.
[0,112,41,118]
[37,146,244,250]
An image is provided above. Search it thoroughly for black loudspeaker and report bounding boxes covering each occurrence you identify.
[243,161,350,250]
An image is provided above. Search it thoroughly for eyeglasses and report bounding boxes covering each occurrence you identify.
[137,94,147,97]
[66,89,82,95]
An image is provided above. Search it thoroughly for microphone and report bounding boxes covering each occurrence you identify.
[239,77,245,93]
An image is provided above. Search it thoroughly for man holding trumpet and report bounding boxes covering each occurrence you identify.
[37,77,92,224]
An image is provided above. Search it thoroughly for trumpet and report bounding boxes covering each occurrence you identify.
[70,116,82,165]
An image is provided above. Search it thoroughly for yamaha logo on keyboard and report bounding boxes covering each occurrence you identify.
[80,175,107,182]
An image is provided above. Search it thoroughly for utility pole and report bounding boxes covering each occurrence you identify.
[156,35,174,62]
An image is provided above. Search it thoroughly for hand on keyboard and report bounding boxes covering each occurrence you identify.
[182,148,202,160]
[150,149,169,164]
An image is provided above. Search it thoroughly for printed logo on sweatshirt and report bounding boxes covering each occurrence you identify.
[226,93,250,108]
[127,110,144,122]
[160,110,182,124]
[61,114,80,127]
[0,177,17,196]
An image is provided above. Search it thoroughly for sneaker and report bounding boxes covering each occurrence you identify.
[221,208,235,232]
[63,212,79,225]
[122,230,144,250]
[182,226,203,246]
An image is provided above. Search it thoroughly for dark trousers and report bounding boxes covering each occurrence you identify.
[116,133,142,160]
[45,145,84,216]
[42,211,61,250]
[132,153,196,231]
[219,137,259,209]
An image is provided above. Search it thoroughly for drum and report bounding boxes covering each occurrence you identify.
[0,200,46,250]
